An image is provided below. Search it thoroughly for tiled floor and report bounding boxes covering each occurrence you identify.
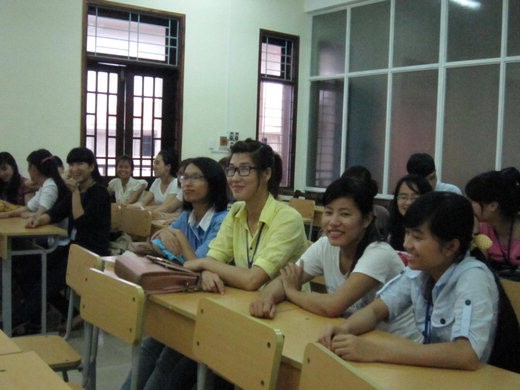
[62,326,132,390]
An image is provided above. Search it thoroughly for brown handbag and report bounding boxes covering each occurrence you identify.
[115,253,201,294]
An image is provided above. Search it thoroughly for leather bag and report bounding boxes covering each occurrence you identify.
[115,253,201,294]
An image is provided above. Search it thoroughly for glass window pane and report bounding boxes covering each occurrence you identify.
[307,80,344,187]
[389,70,437,190]
[447,0,501,62]
[508,0,520,56]
[346,75,387,187]
[393,0,440,67]
[443,65,499,189]
[503,63,520,167]
[350,2,390,72]
[311,11,346,76]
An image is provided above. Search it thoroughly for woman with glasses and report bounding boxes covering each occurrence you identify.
[387,174,432,251]
[121,157,230,390]
[183,139,308,293]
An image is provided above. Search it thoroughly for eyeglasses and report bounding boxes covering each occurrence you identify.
[397,194,420,202]
[179,174,205,183]
[225,165,257,177]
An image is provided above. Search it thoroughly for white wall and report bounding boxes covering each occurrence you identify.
[1,0,311,188]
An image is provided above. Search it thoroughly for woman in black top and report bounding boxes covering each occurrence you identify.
[15,147,110,333]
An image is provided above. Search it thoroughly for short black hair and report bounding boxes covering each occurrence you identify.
[406,153,436,177]
[183,157,228,212]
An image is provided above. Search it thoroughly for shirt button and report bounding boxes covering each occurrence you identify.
[465,299,471,305]
[440,318,446,324]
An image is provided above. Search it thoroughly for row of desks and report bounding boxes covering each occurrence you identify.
[143,287,520,389]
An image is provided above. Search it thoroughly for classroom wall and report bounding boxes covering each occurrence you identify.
[1,0,311,189]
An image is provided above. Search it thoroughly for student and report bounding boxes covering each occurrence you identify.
[406,152,461,194]
[318,192,507,371]
[18,147,111,333]
[0,149,68,219]
[139,150,182,217]
[108,155,147,204]
[465,167,520,272]
[250,178,418,338]
[121,157,229,390]
[387,174,432,251]
[183,139,308,292]
[341,165,390,239]
[0,151,34,205]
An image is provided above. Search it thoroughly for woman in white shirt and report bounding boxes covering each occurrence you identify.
[138,150,182,218]
[0,149,67,219]
[107,155,147,204]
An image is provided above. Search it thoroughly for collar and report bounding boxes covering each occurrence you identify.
[233,194,276,230]
[188,207,215,232]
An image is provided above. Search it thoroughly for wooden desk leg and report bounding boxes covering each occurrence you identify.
[1,240,13,336]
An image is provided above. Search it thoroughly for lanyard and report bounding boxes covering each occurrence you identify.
[423,301,432,344]
[245,223,265,269]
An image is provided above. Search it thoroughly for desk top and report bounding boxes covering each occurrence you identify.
[0,351,70,389]
[149,287,296,320]
[0,330,21,355]
[0,217,67,237]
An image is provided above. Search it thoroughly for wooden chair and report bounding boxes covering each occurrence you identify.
[193,297,284,390]
[120,206,152,240]
[501,278,520,321]
[111,203,122,232]
[289,198,316,240]
[80,268,145,390]
[299,342,381,390]
[13,244,102,383]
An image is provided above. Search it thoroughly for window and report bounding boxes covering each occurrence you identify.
[84,3,184,177]
[307,0,520,194]
[257,30,299,188]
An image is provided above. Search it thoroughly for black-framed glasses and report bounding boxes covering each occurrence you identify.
[179,174,205,183]
[225,165,257,177]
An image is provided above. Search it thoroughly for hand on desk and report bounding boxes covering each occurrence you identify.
[200,270,225,294]
[330,334,379,363]
[249,296,276,319]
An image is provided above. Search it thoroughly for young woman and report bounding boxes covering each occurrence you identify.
[465,167,520,272]
[250,177,418,338]
[139,150,182,217]
[0,149,68,219]
[107,155,147,204]
[17,148,111,333]
[183,139,308,293]
[318,192,510,371]
[121,157,229,390]
[387,174,432,251]
[0,151,33,205]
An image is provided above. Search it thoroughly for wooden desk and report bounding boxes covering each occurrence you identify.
[144,287,520,389]
[313,205,323,227]
[0,330,21,355]
[0,351,70,389]
[0,218,67,336]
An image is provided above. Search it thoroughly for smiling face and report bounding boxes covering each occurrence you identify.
[181,163,208,205]
[321,196,371,250]
[68,161,94,184]
[0,163,14,183]
[153,154,170,178]
[403,222,459,280]
[227,153,269,202]
[116,160,132,180]
[397,182,421,216]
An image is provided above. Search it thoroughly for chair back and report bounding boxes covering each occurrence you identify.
[299,342,380,390]
[66,244,102,296]
[289,198,315,221]
[80,268,145,345]
[501,278,520,321]
[193,298,284,390]
[120,207,152,240]
[111,203,122,231]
